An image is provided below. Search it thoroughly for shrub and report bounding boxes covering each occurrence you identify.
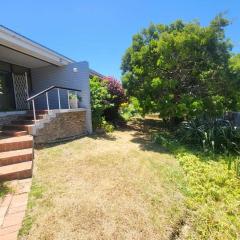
[103,76,126,122]
[120,97,142,120]
[101,117,114,132]
[178,117,240,155]
[152,127,240,237]
[90,76,112,129]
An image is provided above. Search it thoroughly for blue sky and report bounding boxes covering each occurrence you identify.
[0,1,240,79]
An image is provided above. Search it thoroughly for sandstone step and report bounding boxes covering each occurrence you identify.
[2,124,33,132]
[0,161,32,181]
[0,135,33,152]
[2,130,28,137]
[0,148,33,166]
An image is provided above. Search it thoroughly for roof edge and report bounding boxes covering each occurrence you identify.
[0,25,75,66]
[89,68,105,79]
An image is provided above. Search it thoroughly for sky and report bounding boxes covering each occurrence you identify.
[0,1,240,79]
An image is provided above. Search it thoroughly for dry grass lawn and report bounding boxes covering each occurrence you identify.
[19,129,186,240]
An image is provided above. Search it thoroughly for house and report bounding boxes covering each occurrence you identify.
[0,25,102,181]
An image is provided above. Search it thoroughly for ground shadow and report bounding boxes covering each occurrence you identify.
[35,118,168,153]
[129,130,169,154]
[88,133,117,141]
[35,132,117,150]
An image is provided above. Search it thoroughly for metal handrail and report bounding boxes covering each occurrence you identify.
[27,85,82,123]
[27,85,81,101]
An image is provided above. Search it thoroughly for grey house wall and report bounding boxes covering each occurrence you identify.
[31,61,92,133]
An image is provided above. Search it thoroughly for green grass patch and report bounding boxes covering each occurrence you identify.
[153,132,240,239]
[0,182,10,199]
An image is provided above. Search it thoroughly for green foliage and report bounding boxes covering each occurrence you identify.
[90,76,112,129]
[178,118,240,156]
[103,76,127,122]
[100,117,114,132]
[229,54,240,72]
[0,183,9,198]
[90,76,127,130]
[153,132,240,239]
[69,92,81,101]
[229,54,240,109]
[119,97,142,120]
[121,15,238,121]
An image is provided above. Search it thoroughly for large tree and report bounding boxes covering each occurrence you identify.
[121,15,238,122]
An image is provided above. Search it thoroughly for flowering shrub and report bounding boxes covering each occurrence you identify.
[90,76,127,130]
[104,76,126,106]
[103,76,127,122]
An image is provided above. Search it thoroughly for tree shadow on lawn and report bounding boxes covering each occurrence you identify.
[88,132,117,141]
[124,118,231,164]
[35,132,117,150]
[117,118,170,154]
[129,130,169,154]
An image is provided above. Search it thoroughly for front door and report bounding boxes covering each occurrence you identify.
[12,72,30,110]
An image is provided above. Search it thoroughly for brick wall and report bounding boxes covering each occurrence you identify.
[34,110,87,144]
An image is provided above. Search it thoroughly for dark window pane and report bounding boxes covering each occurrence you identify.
[0,72,15,111]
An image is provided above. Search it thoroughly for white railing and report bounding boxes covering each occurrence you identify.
[27,86,81,123]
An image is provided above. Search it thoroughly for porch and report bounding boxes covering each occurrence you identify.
[0,25,92,184]
[0,55,90,139]
[0,25,92,134]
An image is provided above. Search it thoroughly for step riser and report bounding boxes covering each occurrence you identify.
[2,131,28,137]
[0,141,33,152]
[0,169,32,181]
[18,115,44,120]
[3,126,32,132]
[27,110,48,115]
[0,153,33,166]
[12,120,35,125]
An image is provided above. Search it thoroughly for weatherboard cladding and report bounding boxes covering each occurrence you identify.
[30,61,92,133]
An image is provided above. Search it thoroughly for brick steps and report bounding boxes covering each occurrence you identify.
[0,148,33,166]
[0,111,48,182]
[0,135,33,152]
[18,114,45,120]
[0,134,33,181]
[2,124,33,133]
[2,130,28,137]
[0,161,32,181]
[12,120,39,125]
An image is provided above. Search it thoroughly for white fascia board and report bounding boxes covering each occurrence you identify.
[0,26,74,66]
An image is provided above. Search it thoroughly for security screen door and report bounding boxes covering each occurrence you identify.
[12,72,30,110]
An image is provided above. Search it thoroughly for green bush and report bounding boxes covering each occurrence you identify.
[90,76,112,130]
[119,97,142,120]
[176,117,240,176]
[153,131,240,239]
[90,76,127,130]
[178,118,240,155]
[100,117,114,133]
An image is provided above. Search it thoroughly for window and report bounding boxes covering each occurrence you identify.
[0,71,15,111]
